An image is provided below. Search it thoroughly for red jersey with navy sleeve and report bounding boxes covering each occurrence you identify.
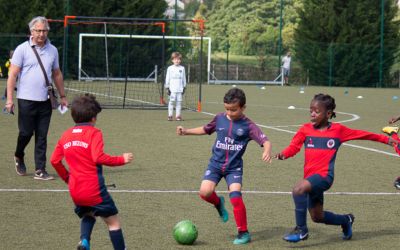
[281,122,389,179]
[203,112,268,171]
[50,124,125,206]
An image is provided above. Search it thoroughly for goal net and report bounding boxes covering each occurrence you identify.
[58,17,209,110]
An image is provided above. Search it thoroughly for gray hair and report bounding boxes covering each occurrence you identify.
[28,16,50,31]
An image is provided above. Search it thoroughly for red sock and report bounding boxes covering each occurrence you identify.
[391,134,400,155]
[199,192,220,206]
[230,196,248,232]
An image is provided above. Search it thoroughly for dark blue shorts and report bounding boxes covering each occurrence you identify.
[74,193,118,218]
[306,174,333,208]
[202,165,243,187]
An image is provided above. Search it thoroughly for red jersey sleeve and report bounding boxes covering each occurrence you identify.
[339,124,389,144]
[50,139,70,183]
[91,130,125,166]
[281,126,306,159]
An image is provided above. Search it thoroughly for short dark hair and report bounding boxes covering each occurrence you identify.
[223,88,246,107]
[313,93,336,118]
[71,94,102,123]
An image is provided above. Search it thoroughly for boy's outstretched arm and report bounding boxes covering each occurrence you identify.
[123,153,134,164]
[176,126,206,136]
[389,116,400,124]
[262,141,272,163]
[274,152,286,160]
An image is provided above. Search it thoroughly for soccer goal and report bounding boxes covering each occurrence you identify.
[57,16,209,110]
[78,33,211,83]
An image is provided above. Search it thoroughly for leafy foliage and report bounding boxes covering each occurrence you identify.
[205,0,300,56]
[294,0,400,87]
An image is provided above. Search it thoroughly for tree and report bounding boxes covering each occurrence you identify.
[294,0,400,87]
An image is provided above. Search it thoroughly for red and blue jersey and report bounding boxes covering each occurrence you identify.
[203,113,268,171]
[50,124,125,206]
[281,122,389,179]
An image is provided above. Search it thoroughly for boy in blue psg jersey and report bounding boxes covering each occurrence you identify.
[274,93,397,243]
[176,88,272,245]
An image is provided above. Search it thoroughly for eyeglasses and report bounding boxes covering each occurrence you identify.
[32,29,49,33]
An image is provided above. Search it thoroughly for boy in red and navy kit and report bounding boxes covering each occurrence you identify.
[177,88,272,245]
[275,93,397,243]
[50,94,133,250]
[381,115,400,189]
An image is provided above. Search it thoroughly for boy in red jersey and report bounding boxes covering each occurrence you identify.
[50,94,133,250]
[177,88,272,244]
[275,93,397,243]
[381,115,400,189]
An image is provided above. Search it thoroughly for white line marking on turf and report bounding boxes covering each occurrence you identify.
[0,189,399,195]
[201,108,399,157]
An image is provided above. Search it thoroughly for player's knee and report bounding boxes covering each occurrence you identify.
[292,187,304,196]
[310,213,324,223]
[103,215,121,231]
[198,189,212,198]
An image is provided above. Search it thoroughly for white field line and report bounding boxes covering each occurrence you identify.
[0,189,399,195]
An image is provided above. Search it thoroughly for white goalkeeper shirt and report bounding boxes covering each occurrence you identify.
[165,64,186,93]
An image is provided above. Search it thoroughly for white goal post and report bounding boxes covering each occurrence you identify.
[78,33,212,82]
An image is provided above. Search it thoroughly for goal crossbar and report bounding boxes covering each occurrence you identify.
[78,33,212,82]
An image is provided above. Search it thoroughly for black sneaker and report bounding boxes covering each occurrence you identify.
[341,214,355,240]
[14,157,27,176]
[394,177,400,190]
[34,169,54,180]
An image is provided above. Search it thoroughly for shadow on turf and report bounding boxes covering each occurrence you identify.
[250,226,289,241]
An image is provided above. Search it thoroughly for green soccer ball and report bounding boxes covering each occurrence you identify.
[173,220,198,245]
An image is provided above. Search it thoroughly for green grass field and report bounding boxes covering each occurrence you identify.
[0,83,399,249]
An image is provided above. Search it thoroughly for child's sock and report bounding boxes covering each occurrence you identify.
[80,216,96,241]
[323,211,349,225]
[229,191,248,232]
[293,193,308,229]
[199,191,220,206]
[109,229,126,250]
[391,134,400,155]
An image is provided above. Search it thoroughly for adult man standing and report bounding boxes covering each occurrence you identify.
[282,51,291,85]
[5,16,68,180]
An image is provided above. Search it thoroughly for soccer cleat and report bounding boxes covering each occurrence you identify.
[283,226,309,243]
[77,239,90,250]
[168,116,173,121]
[382,126,399,136]
[176,116,183,121]
[14,156,27,176]
[341,214,355,240]
[394,177,400,190]
[233,231,251,245]
[215,196,229,223]
[34,169,55,180]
